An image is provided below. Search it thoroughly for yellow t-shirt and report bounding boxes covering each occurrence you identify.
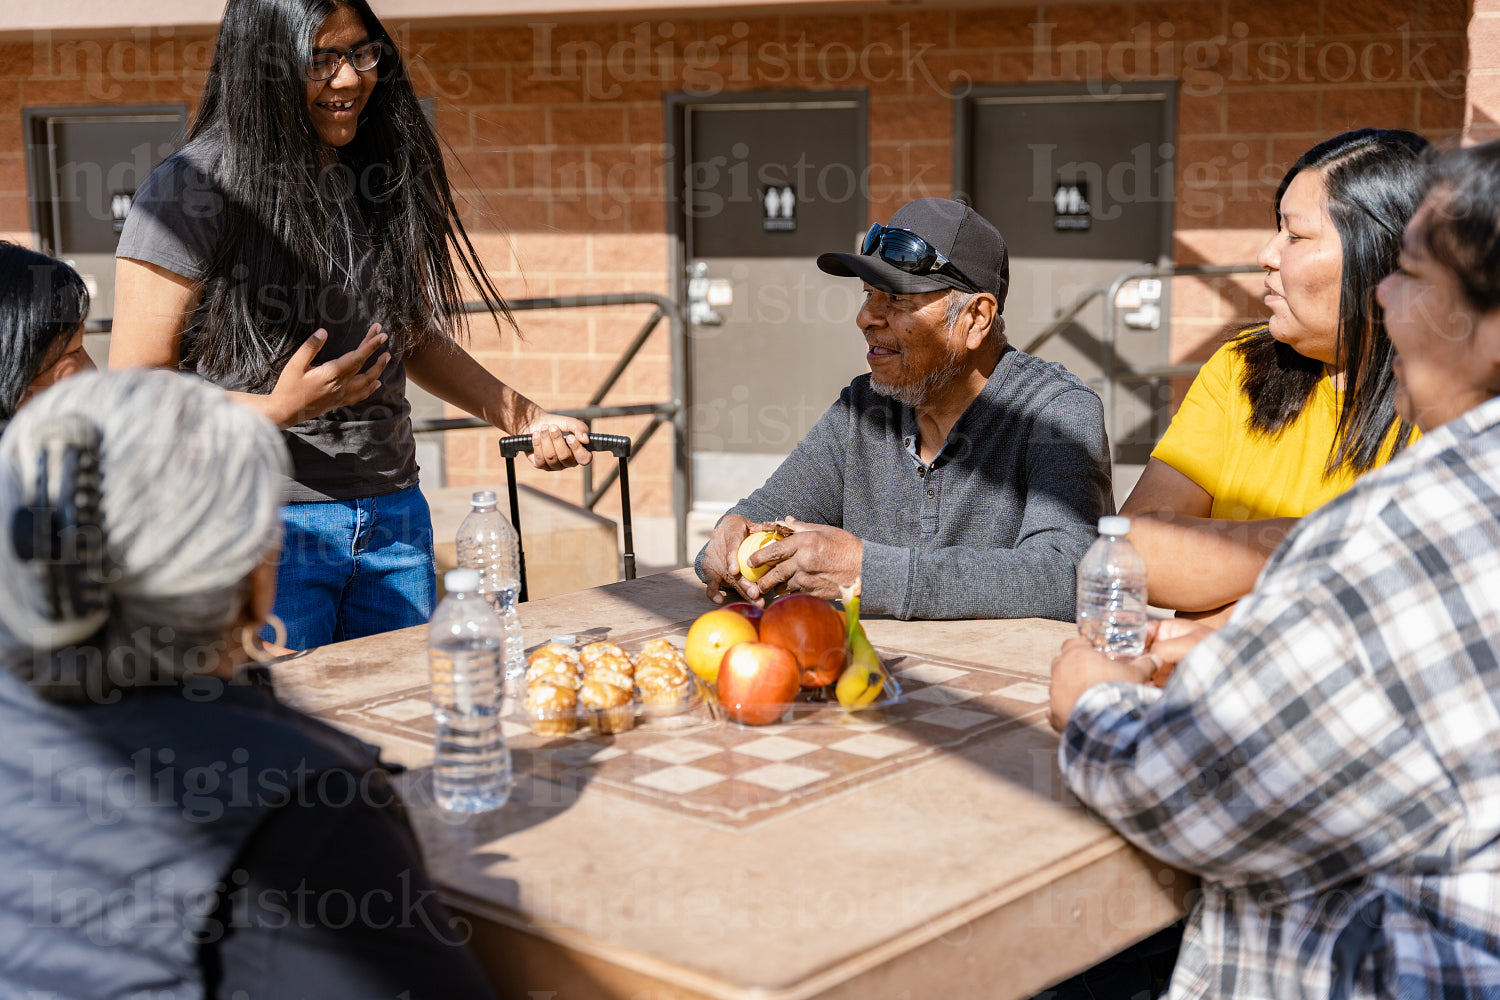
[1152,340,1414,520]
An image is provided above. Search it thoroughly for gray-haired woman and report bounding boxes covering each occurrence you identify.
[0,370,496,997]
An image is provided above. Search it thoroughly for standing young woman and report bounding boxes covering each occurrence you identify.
[1121,129,1426,623]
[111,0,589,649]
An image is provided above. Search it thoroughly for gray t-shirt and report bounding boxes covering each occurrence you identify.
[695,346,1114,620]
[116,138,417,503]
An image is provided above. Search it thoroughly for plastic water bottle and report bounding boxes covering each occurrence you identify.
[427,568,512,813]
[455,491,525,695]
[1076,515,1149,661]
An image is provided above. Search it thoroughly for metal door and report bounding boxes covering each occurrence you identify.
[957,84,1175,463]
[673,98,867,511]
[26,108,186,324]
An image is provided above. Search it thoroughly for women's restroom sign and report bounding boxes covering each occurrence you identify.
[762,186,796,232]
[1053,179,1090,231]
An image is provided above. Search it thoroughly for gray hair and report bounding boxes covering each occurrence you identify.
[942,289,1005,341]
[0,370,290,702]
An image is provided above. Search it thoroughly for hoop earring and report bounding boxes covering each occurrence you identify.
[241,613,289,663]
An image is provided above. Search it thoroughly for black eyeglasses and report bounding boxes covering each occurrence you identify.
[307,40,382,82]
[861,223,980,293]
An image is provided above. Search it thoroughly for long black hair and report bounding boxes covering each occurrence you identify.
[1234,128,1427,476]
[0,242,89,422]
[1422,140,1500,316]
[185,0,509,389]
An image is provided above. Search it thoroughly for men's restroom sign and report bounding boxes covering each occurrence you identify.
[1053,179,1090,231]
[762,186,796,232]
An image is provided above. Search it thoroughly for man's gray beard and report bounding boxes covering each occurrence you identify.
[870,345,965,407]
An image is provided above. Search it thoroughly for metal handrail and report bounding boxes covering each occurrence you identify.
[437,292,688,568]
[1099,263,1263,445]
[1020,282,1109,356]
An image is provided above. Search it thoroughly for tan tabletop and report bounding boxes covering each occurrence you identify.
[276,569,1189,1000]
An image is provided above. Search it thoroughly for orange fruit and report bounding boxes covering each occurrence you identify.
[684,608,759,686]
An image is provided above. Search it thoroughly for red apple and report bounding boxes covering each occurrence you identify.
[759,594,848,688]
[716,641,800,726]
[722,602,764,627]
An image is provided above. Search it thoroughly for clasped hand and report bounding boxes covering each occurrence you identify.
[521,414,592,471]
[702,515,861,605]
[1048,618,1216,732]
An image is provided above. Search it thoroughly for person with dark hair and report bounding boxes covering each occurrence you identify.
[1049,138,1500,999]
[0,369,499,997]
[1122,129,1426,624]
[0,242,94,426]
[110,0,589,650]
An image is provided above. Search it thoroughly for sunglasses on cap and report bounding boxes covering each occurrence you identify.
[860,223,981,293]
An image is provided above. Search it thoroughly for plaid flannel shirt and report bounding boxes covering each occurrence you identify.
[1061,394,1500,999]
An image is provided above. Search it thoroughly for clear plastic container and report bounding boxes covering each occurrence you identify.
[1076,515,1149,660]
[428,568,512,812]
[516,637,708,737]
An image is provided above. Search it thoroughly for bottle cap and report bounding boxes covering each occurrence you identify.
[1097,515,1131,536]
[445,568,481,593]
[471,490,498,507]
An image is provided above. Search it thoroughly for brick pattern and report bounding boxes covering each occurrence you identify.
[0,3,1475,519]
[1469,0,1500,143]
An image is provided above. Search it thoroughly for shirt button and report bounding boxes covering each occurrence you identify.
[926,489,935,497]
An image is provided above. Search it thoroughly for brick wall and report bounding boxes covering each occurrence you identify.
[1468,0,1500,141]
[0,0,1474,523]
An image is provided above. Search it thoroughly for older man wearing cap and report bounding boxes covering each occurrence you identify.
[695,198,1113,621]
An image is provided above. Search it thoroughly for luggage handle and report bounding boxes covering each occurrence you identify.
[498,432,631,459]
[497,432,635,605]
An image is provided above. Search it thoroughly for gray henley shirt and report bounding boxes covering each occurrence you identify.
[695,346,1114,621]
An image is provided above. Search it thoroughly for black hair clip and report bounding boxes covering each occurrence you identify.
[9,416,109,623]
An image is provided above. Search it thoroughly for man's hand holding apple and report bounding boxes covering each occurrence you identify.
[739,518,861,603]
[702,512,755,604]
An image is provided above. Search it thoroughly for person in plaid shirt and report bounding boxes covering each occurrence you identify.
[1049,139,1500,999]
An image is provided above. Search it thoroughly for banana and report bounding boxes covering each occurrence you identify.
[835,578,890,710]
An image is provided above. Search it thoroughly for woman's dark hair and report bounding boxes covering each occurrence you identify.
[1421,140,1500,316]
[1233,128,1428,476]
[0,242,88,422]
[185,0,509,388]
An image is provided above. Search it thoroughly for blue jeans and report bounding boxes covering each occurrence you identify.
[267,485,438,650]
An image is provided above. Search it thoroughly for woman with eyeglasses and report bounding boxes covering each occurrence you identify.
[110,0,590,651]
[0,242,95,429]
[1120,129,1426,625]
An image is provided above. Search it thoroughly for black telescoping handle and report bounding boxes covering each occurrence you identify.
[497,433,635,603]
[498,432,631,459]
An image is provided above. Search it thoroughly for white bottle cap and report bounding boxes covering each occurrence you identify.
[1098,515,1131,536]
[445,568,481,593]
[471,490,498,507]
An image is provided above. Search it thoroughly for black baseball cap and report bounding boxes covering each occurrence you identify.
[817,198,1010,310]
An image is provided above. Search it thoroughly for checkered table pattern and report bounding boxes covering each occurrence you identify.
[329,621,1054,830]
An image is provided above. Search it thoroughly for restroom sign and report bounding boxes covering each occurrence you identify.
[1053,179,1090,231]
[111,191,134,234]
[762,186,796,232]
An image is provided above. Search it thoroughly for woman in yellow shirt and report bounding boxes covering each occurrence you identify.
[1123,129,1426,622]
